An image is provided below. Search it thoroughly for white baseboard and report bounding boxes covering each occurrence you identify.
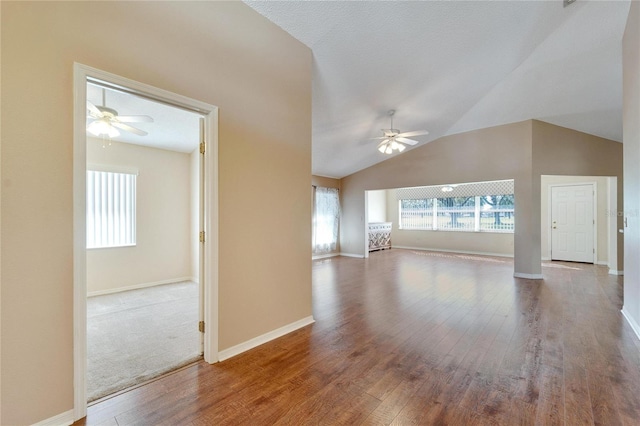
[218,316,315,362]
[609,269,624,276]
[514,272,544,279]
[339,252,365,258]
[312,252,339,260]
[87,276,194,297]
[393,245,514,258]
[541,256,551,261]
[622,308,640,342]
[596,261,609,266]
[32,409,73,426]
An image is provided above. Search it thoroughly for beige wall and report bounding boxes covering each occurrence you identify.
[340,120,622,277]
[540,175,610,264]
[532,121,624,271]
[340,121,533,265]
[385,189,514,256]
[1,2,312,424]
[86,138,193,294]
[623,1,640,333]
[312,175,340,190]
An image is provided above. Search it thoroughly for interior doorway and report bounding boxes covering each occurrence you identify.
[84,81,204,402]
[73,64,219,420]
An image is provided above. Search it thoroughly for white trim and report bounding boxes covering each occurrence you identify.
[541,256,551,261]
[608,177,618,275]
[87,277,194,297]
[514,272,544,279]
[339,252,366,258]
[364,191,370,259]
[73,63,219,421]
[596,261,609,266]
[621,308,640,342]
[392,245,514,258]
[203,107,219,365]
[312,252,339,260]
[72,66,88,422]
[31,409,74,426]
[609,269,624,276]
[218,316,315,362]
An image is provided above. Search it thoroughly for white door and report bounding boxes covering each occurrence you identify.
[551,184,595,263]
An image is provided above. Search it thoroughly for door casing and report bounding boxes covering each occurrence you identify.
[73,63,219,420]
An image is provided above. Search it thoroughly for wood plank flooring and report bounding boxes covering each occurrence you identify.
[74,249,640,425]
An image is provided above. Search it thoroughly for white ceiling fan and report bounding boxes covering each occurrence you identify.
[87,88,154,138]
[373,110,428,154]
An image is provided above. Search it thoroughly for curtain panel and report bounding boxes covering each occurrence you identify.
[312,186,340,254]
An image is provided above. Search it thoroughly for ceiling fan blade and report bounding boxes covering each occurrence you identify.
[112,122,148,136]
[86,101,103,118]
[396,137,419,146]
[116,115,154,123]
[370,136,389,140]
[377,139,391,147]
[396,130,429,138]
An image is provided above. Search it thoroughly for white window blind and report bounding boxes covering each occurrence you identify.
[87,170,137,249]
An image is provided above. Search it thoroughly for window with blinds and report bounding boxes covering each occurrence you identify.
[87,170,137,249]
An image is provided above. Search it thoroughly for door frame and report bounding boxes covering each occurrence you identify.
[548,182,597,263]
[73,63,219,420]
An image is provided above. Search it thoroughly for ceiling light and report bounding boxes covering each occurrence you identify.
[87,119,120,138]
[378,138,406,155]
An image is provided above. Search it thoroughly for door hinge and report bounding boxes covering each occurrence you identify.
[199,321,205,333]
[200,142,206,154]
[199,231,205,243]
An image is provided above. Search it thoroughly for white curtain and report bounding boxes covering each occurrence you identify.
[312,186,340,254]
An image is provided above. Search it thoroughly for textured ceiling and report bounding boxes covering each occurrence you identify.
[87,83,201,153]
[245,0,631,178]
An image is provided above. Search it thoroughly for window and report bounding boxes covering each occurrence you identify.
[397,181,515,233]
[400,199,433,230]
[437,196,475,231]
[87,170,137,249]
[480,194,514,232]
[312,186,340,254]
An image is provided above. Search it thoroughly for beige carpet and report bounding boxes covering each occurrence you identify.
[87,281,201,402]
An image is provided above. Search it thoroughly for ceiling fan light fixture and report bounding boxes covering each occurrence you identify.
[373,110,428,154]
[87,119,120,138]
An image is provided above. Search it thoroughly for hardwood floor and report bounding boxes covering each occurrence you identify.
[74,249,640,425]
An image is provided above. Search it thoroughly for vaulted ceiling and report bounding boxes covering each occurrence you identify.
[245,0,631,178]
